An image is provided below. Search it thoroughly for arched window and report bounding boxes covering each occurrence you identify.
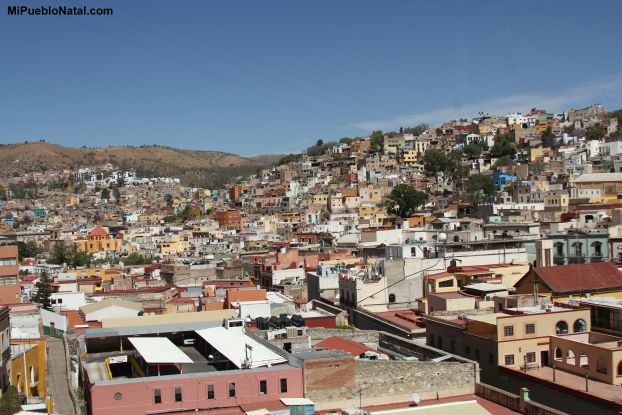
[554,347,563,361]
[597,359,608,374]
[556,321,569,335]
[573,319,587,333]
[592,241,603,257]
[453,235,460,243]
[388,294,396,303]
[567,349,576,365]
[617,361,622,376]
[554,242,564,257]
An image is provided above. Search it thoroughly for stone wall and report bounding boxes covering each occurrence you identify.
[308,359,477,410]
[307,328,380,348]
[475,383,567,415]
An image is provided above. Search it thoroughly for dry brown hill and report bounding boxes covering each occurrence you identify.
[0,141,263,188]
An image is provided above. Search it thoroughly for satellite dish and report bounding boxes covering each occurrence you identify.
[411,393,421,406]
[438,233,447,241]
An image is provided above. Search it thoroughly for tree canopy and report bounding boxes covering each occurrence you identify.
[33,272,52,311]
[467,174,495,196]
[385,184,428,218]
[585,126,605,141]
[423,149,470,179]
[0,385,22,415]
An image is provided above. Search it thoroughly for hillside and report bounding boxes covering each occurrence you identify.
[0,142,265,188]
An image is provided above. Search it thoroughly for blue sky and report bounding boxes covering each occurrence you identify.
[2,0,622,156]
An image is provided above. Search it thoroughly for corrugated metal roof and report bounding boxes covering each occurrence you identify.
[195,326,286,369]
[128,337,193,364]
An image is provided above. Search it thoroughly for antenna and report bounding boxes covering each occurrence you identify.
[241,343,253,369]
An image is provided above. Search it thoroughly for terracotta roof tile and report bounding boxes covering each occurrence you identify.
[533,262,622,294]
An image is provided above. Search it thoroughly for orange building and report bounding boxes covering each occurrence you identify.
[75,226,123,255]
[0,246,19,305]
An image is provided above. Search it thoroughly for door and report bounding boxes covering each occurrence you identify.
[50,322,56,338]
[540,350,549,367]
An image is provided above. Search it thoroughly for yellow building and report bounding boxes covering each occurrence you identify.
[400,149,419,165]
[70,267,122,281]
[514,262,622,303]
[75,226,123,255]
[11,341,46,399]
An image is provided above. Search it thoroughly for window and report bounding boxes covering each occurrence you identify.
[450,340,455,353]
[0,275,17,285]
[475,349,480,359]
[597,359,608,374]
[0,258,16,266]
[525,352,536,364]
[525,323,535,335]
[259,380,267,395]
[439,279,454,288]
[437,337,443,350]
[428,334,435,347]
[465,345,471,355]
[488,353,494,364]
[280,378,288,393]
[388,294,396,303]
[154,389,161,404]
[573,319,587,333]
[556,321,569,335]
[503,325,514,337]
[593,242,603,257]
[617,361,622,376]
[207,384,214,400]
[175,387,182,402]
[229,383,236,398]
[505,354,515,365]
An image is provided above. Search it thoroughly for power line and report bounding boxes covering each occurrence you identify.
[101,12,386,120]
[355,257,444,305]
[95,0,403,116]
[61,17,371,135]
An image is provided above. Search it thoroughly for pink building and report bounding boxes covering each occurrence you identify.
[82,319,305,415]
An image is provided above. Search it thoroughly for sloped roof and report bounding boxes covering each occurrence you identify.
[532,262,622,294]
[315,336,377,356]
[80,298,142,314]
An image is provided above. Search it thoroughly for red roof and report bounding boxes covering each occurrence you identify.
[315,336,376,356]
[89,226,109,237]
[531,262,622,294]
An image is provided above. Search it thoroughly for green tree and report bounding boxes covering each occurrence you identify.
[370,130,384,152]
[585,126,605,141]
[113,186,121,201]
[13,241,43,258]
[315,139,324,147]
[463,144,482,158]
[101,188,110,200]
[276,154,302,166]
[385,184,428,218]
[467,174,494,196]
[423,149,448,177]
[33,272,52,311]
[402,123,429,136]
[0,385,22,415]
[122,252,155,266]
[495,155,513,167]
[491,138,516,158]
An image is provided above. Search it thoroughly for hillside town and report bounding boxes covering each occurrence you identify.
[3,103,622,415]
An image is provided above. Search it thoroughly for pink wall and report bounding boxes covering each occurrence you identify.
[88,366,303,415]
